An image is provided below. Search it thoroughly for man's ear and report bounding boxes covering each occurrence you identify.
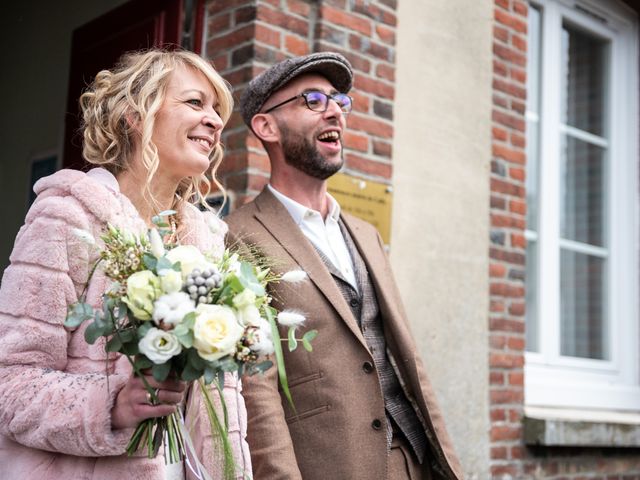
[250,114,279,143]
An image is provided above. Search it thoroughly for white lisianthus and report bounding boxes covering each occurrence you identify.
[158,268,183,294]
[227,253,242,275]
[148,228,165,258]
[277,310,307,327]
[138,327,182,364]
[122,271,161,320]
[193,304,244,361]
[281,269,307,283]
[71,228,96,246]
[153,292,195,326]
[236,304,262,327]
[166,245,211,279]
[232,289,257,309]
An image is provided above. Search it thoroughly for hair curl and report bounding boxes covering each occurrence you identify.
[79,48,233,217]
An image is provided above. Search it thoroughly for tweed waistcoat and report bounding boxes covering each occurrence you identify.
[313,219,428,463]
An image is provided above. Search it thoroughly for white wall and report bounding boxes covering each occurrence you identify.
[392,1,494,477]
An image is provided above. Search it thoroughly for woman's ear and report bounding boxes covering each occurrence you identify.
[125,111,141,132]
[250,114,279,144]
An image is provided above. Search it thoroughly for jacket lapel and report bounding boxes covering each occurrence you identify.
[252,190,368,349]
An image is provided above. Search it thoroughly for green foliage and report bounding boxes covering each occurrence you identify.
[64,303,94,328]
[302,330,318,352]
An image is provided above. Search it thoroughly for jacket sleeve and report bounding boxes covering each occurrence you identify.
[0,196,133,456]
[186,373,252,480]
[226,231,303,480]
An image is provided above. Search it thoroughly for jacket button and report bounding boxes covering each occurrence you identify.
[362,361,374,373]
[371,419,382,430]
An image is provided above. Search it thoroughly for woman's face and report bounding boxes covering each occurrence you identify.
[151,64,223,183]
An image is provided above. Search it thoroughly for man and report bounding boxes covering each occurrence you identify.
[225,52,463,480]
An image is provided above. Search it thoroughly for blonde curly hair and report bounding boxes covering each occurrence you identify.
[79,48,233,215]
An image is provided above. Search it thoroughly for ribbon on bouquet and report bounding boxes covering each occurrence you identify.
[176,409,213,480]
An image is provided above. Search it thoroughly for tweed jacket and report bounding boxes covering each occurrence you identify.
[225,188,463,480]
[0,169,251,480]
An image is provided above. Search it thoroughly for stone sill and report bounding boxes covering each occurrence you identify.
[524,406,640,447]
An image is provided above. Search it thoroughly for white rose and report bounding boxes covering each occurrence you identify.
[138,327,182,364]
[193,304,244,361]
[158,268,183,294]
[232,289,257,309]
[122,271,162,320]
[165,245,211,278]
[153,292,195,326]
[236,304,262,327]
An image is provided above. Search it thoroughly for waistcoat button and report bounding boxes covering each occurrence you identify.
[371,419,382,430]
[362,361,374,373]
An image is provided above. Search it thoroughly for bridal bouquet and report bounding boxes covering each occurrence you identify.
[65,212,315,478]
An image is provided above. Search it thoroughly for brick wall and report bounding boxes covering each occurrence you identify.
[491,1,640,478]
[489,0,528,475]
[203,0,398,207]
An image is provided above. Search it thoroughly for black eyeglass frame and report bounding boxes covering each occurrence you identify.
[262,91,353,114]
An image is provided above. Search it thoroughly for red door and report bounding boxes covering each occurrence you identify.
[62,0,183,170]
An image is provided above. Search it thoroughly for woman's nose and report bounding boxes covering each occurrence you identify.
[203,110,223,131]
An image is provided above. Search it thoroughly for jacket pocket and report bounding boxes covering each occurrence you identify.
[285,404,330,424]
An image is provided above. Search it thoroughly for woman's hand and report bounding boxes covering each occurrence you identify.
[111,372,188,430]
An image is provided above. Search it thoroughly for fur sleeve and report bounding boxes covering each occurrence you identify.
[0,195,132,456]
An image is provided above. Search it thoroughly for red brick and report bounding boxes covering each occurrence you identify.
[512,33,527,52]
[493,126,508,142]
[491,408,507,421]
[258,7,309,37]
[373,140,392,158]
[350,90,371,113]
[490,335,506,349]
[490,262,507,277]
[490,282,525,297]
[353,0,397,26]
[509,200,527,216]
[207,24,254,52]
[510,132,525,148]
[255,23,281,48]
[509,167,525,181]
[494,8,527,34]
[510,66,527,84]
[508,371,524,386]
[491,446,508,459]
[287,0,311,16]
[491,194,506,210]
[493,78,526,99]
[491,178,525,197]
[508,302,525,317]
[491,389,523,404]
[511,99,526,115]
[490,353,524,369]
[507,336,525,352]
[376,24,396,45]
[376,63,395,82]
[343,131,369,152]
[489,248,526,265]
[492,110,525,132]
[208,12,231,33]
[348,113,394,138]
[490,371,505,385]
[210,53,228,71]
[493,42,526,66]
[235,5,256,25]
[494,59,508,77]
[510,445,525,459]
[493,94,509,109]
[349,34,393,61]
[490,425,522,441]
[285,34,309,56]
[490,300,505,312]
[354,73,394,98]
[513,0,528,16]
[491,465,519,476]
[490,317,525,333]
[493,144,526,164]
[496,0,510,9]
[494,25,509,43]
[321,5,372,36]
[509,408,523,423]
[345,153,392,179]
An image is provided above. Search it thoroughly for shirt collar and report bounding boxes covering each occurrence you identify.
[268,184,341,225]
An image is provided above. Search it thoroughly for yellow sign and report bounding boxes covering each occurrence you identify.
[327,173,393,244]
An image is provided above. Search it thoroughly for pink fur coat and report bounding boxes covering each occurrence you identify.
[0,169,251,479]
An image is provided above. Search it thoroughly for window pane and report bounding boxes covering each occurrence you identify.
[560,136,606,247]
[560,249,608,360]
[526,120,540,231]
[527,6,542,115]
[561,24,607,136]
[525,239,538,352]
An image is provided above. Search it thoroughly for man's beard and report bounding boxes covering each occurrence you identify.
[279,123,343,180]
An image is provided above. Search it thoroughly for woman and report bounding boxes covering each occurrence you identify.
[0,49,251,479]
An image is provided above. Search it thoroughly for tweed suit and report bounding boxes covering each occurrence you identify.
[225,188,463,480]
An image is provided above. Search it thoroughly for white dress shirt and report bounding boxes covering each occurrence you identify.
[268,184,358,291]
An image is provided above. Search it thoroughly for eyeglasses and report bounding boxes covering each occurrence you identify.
[263,91,353,114]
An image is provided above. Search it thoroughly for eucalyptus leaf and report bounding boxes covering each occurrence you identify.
[156,257,174,272]
[134,356,153,370]
[181,364,203,382]
[143,252,158,271]
[152,362,171,382]
[288,327,298,352]
[64,302,94,328]
[106,335,122,352]
[84,318,106,344]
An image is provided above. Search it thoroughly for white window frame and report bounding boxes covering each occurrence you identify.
[524,0,640,411]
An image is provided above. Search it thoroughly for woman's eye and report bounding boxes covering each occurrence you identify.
[186,99,202,107]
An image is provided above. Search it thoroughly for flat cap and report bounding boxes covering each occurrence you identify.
[240,52,353,127]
